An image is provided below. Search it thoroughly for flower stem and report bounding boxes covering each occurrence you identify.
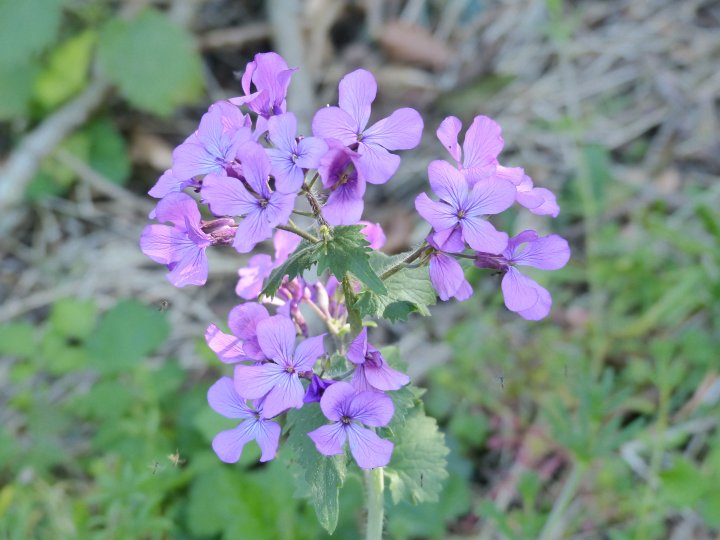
[302,183,328,227]
[380,242,429,280]
[276,223,319,244]
[364,467,385,540]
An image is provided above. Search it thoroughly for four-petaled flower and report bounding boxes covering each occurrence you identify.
[308,381,394,469]
[347,328,409,392]
[208,377,281,463]
[234,315,326,418]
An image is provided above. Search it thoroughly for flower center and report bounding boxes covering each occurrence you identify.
[341,416,351,424]
[259,198,269,209]
[338,173,350,186]
[285,365,295,374]
[291,153,299,162]
[457,209,466,219]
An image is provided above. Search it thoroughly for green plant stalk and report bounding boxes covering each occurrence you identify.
[537,461,587,540]
[365,467,385,540]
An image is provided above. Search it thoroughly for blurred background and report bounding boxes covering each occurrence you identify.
[1,0,719,538]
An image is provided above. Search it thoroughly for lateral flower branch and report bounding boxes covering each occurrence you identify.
[140,52,571,536]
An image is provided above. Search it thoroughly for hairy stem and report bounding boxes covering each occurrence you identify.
[380,242,429,280]
[276,223,319,244]
[365,467,385,540]
[302,184,328,226]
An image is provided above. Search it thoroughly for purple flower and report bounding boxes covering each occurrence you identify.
[200,142,295,253]
[415,160,515,254]
[304,375,336,404]
[140,192,212,287]
[208,377,281,463]
[427,237,472,302]
[436,115,503,185]
[230,52,297,134]
[347,328,409,392]
[318,140,366,225]
[148,168,198,199]
[205,302,270,363]
[267,112,328,193]
[475,230,570,320]
[307,381,394,469]
[172,101,251,181]
[234,315,326,418]
[312,69,423,185]
[235,229,302,299]
[360,221,386,250]
[495,166,560,218]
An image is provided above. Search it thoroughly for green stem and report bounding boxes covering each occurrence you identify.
[380,242,428,280]
[291,209,315,218]
[365,467,385,540]
[538,461,586,540]
[276,223,319,244]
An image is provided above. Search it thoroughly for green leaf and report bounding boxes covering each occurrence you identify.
[385,407,449,505]
[261,239,318,297]
[49,298,98,340]
[284,404,347,534]
[0,62,38,120]
[86,300,170,372]
[86,119,131,185]
[34,30,96,109]
[316,226,386,295]
[0,0,63,67]
[97,9,204,115]
[0,322,36,358]
[659,458,707,507]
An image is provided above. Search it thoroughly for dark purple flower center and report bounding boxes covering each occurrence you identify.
[285,365,296,374]
[341,415,351,424]
[291,152,299,162]
[259,198,269,209]
[457,209,466,219]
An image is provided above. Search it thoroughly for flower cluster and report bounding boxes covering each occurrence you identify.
[140,51,569,469]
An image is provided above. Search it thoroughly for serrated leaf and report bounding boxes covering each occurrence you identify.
[284,404,347,534]
[385,408,449,505]
[86,300,170,372]
[0,0,63,67]
[261,239,318,297]
[97,9,203,115]
[316,226,386,295]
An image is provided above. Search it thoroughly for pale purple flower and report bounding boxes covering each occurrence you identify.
[475,230,570,320]
[317,140,365,225]
[426,237,472,302]
[495,166,560,218]
[148,168,198,199]
[140,192,212,287]
[312,69,423,185]
[307,381,394,469]
[230,52,297,134]
[172,101,251,180]
[267,112,328,193]
[415,160,515,254]
[208,377,281,463]
[347,328,409,392]
[205,302,270,363]
[200,142,295,253]
[304,375,336,404]
[436,115,503,185]
[234,315,325,418]
[359,221,386,250]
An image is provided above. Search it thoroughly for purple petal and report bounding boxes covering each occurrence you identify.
[501,267,540,312]
[415,193,459,232]
[148,169,192,198]
[465,178,516,216]
[228,303,270,340]
[267,148,305,193]
[436,116,463,164]
[154,192,201,229]
[236,254,274,300]
[346,424,394,469]
[432,226,465,253]
[338,69,377,133]
[311,106,357,146]
[461,217,508,254]
[505,230,539,257]
[256,315,297,365]
[360,221,386,250]
[273,228,302,263]
[363,108,423,151]
[264,191,295,227]
[140,224,189,264]
[234,362,286,399]
[319,381,357,421]
[232,209,271,253]
[205,323,246,363]
[166,244,208,287]
[262,372,305,418]
[293,334,326,371]
[517,283,552,320]
[323,186,365,225]
[212,421,257,463]
[429,252,473,302]
[526,187,560,217]
[427,160,468,209]
[207,377,255,418]
[494,165,526,186]
[346,391,394,427]
[363,360,410,392]
[172,138,223,180]
[254,420,281,461]
[295,137,329,169]
[511,234,570,270]
[201,173,258,217]
[346,328,368,365]
[304,375,336,404]
[268,112,297,153]
[355,142,401,185]
[516,189,546,210]
[462,115,503,183]
[236,142,272,197]
[308,422,347,456]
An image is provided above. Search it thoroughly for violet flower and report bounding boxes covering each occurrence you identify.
[235,228,302,299]
[359,221,386,250]
[307,381,394,469]
[267,112,328,193]
[312,69,423,185]
[205,302,270,363]
[495,165,560,217]
[318,140,366,225]
[303,375,336,404]
[208,377,281,463]
[347,328,409,392]
[475,230,570,320]
[140,192,213,287]
[426,236,472,302]
[234,315,325,418]
[415,160,515,254]
[200,142,295,253]
[148,168,198,199]
[172,101,251,181]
